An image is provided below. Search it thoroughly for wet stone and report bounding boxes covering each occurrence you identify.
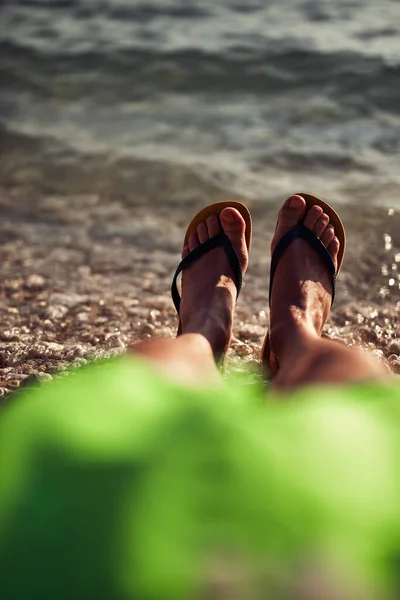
[37,372,53,382]
[140,324,155,336]
[388,354,399,365]
[359,326,378,343]
[0,329,21,341]
[5,279,22,292]
[5,379,22,388]
[25,274,46,290]
[142,296,171,310]
[149,310,161,323]
[76,312,90,323]
[46,305,69,320]
[230,339,252,356]
[389,340,400,355]
[388,357,400,374]
[238,324,265,341]
[49,293,88,308]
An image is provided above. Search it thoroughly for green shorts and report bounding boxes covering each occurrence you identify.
[1,357,400,599]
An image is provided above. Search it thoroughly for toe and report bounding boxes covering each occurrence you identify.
[220,207,246,244]
[328,237,340,272]
[320,224,335,247]
[313,213,330,238]
[188,232,200,252]
[220,207,249,272]
[182,244,190,259]
[271,195,307,252]
[206,215,220,238]
[303,204,323,230]
[197,222,209,244]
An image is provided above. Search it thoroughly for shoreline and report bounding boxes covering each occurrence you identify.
[0,185,399,399]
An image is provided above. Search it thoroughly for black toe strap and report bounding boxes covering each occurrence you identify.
[171,233,243,315]
[269,224,337,307]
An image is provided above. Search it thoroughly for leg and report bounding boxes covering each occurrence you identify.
[130,207,249,387]
[131,334,221,387]
[266,195,387,389]
[273,324,386,389]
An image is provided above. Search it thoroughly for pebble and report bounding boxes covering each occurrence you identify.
[388,340,400,355]
[231,339,252,356]
[49,293,88,308]
[127,307,151,318]
[149,310,161,323]
[142,296,171,310]
[25,274,46,290]
[388,357,400,374]
[1,372,26,380]
[80,332,100,344]
[46,304,69,320]
[69,344,90,357]
[19,373,42,387]
[46,342,65,353]
[76,312,90,323]
[238,324,265,341]
[140,324,155,336]
[5,279,22,292]
[5,380,22,388]
[359,326,378,343]
[71,358,88,367]
[388,354,399,365]
[37,373,53,381]
[0,329,20,341]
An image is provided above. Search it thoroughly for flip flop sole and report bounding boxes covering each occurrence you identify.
[262,193,346,376]
[176,201,252,336]
[298,192,346,274]
[183,201,252,252]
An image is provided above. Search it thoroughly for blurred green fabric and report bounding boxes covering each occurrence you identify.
[0,357,400,599]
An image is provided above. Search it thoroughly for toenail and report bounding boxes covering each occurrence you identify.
[289,196,304,208]
[221,210,234,223]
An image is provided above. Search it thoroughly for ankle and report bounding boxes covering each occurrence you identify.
[182,310,233,361]
[269,314,318,365]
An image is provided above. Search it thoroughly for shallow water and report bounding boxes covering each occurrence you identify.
[1,0,400,206]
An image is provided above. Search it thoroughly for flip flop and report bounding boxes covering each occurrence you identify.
[171,201,252,336]
[262,192,346,376]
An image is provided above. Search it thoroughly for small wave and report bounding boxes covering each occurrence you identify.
[0,125,235,203]
[357,27,399,41]
[2,41,400,115]
[3,0,78,8]
[107,3,210,21]
[253,150,374,174]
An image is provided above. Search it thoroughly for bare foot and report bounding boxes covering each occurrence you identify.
[268,194,340,374]
[179,207,249,361]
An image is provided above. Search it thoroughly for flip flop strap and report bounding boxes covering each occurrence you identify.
[269,223,337,307]
[171,232,243,315]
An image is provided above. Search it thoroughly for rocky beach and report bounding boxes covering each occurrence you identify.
[1,130,399,400]
[1,0,400,398]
